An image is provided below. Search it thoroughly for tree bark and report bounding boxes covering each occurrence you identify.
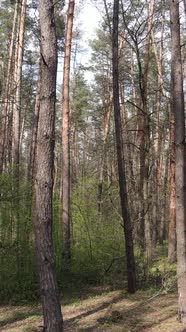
[97,105,111,213]
[112,0,136,294]
[28,60,41,182]
[151,3,166,248]
[123,0,155,253]
[170,0,186,323]
[34,1,63,331]
[61,0,75,271]
[0,0,19,173]
[141,0,155,259]
[168,100,176,263]
[12,0,27,167]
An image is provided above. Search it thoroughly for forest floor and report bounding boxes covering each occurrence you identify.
[0,286,186,332]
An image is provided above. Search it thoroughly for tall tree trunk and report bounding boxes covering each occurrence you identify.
[168,100,176,263]
[34,1,63,331]
[170,0,186,323]
[98,99,112,213]
[142,0,155,259]
[112,0,136,294]
[12,0,27,167]
[160,152,169,242]
[124,0,155,253]
[28,60,41,182]
[61,0,75,271]
[11,0,27,280]
[151,0,166,98]
[151,3,166,248]
[0,0,19,173]
[119,85,134,185]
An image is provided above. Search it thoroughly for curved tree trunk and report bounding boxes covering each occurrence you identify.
[34,1,63,331]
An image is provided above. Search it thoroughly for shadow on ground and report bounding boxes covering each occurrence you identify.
[64,292,181,332]
[0,290,184,332]
[0,306,41,329]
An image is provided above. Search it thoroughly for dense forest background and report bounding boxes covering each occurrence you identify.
[0,1,185,328]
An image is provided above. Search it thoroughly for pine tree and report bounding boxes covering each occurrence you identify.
[33,0,63,330]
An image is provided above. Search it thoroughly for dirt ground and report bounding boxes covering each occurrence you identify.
[0,288,186,332]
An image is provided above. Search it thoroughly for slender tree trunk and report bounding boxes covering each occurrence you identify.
[168,100,176,263]
[160,152,169,242]
[119,85,134,184]
[0,0,19,173]
[71,124,78,184]
[112,0,136,294]
[61,0,75,271]
[10,0,27,280]
[12,0,27,167]
[33,1,63,331]
[142,0,155,259]
[151,96,160,246]
[151,0,166,98]
[151,4,166,247]
[6,101,13,170]
[127,0,154,253]
[19,105,26,157]
[170,0,186,323]
[98,103,111,212]
[28,60,41,181]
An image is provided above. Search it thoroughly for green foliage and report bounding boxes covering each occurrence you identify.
[53,194,62,273]
[70,176,125,284]
[0,0,175,312]
[71,69,91,131]
[135,246,177,292]
[0,167,176,303]
[0,169,38,304]
[0,161,174,304]
[0,1,14,56]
